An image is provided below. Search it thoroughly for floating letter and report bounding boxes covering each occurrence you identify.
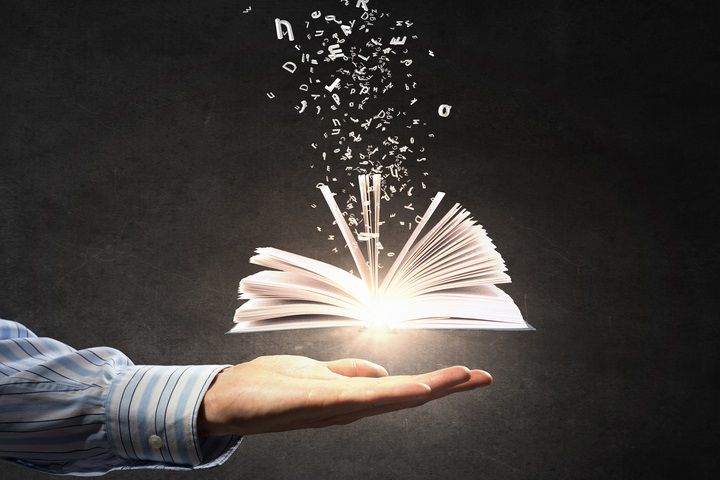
[325,78,341,92]
[328,44,344,60]
[275,18,294,41]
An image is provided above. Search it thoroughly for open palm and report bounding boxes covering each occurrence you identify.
[198,355,492,436]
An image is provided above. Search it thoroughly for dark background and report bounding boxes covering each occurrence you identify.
[1,0,718,478]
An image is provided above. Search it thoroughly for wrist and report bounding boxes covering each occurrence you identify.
[197,366,230,437]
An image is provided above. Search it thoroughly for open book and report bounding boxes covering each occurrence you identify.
[230,174,531,333]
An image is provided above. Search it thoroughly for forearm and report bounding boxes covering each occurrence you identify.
[0,319,241,475]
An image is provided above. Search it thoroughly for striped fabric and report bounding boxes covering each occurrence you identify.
[0,319,241,476]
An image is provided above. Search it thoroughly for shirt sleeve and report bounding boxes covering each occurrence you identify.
[0,319,241,476]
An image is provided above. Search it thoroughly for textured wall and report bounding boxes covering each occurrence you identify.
[1,0,718,478]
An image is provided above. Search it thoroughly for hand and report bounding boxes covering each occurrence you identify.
[197,355,492,436]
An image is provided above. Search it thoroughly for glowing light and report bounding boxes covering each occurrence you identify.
[361,297,404,333]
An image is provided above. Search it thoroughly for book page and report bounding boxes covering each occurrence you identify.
[239,271,367,310]
[379,192,446,292]
[378,285,529,330]
[231,307,365,332]
[382,204,510,298]
[250,247,369,303]
[319,185,372,289]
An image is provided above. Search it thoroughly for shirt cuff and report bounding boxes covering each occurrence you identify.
[106,364,241,470]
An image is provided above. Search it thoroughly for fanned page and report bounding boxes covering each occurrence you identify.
[250,247,368,302]
[381,203,510,299]
[231,248,371,331]
[231,176,531,332]
[231,312,365,332]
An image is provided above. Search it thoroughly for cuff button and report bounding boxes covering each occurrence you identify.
[149,434,164,449]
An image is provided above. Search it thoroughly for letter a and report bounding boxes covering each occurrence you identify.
[275,18,294,41]
[438,104,452,117]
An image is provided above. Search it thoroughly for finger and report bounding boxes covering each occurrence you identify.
[309,398,429,428]
[411,365,473,392]
[311,371,492,428]
[325,376,432,408]
[332,366,481,405]
[422,369,492,399]
[292,367,488,424]
[323,358,389,378]
[307,387,464,429]
[452,369,492,390]
[287,377,431,425]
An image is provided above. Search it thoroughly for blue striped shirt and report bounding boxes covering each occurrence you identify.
[0,319,241,476]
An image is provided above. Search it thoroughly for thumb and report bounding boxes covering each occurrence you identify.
[323,358,389,378]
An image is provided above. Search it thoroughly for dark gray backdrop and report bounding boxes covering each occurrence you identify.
[1,0,718,479]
